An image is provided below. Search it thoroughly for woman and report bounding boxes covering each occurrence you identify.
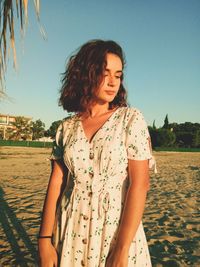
[38,39,154,267]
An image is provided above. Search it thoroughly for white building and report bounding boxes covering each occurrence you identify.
[0,114,32,140]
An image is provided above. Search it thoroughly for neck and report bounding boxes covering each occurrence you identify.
[89,103,109,118]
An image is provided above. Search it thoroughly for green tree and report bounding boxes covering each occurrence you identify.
[31,119,45,140]
[46,120,62,138]
[170,122,200,147]
[152,120,156,129]
[192,130,200,148]
[163,114,169,129]
[148,126,157,148]
[175,132,193,147]
[156,128,176,147]
[7,116,32,140]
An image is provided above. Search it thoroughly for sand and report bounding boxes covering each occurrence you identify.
[0,147,200,266]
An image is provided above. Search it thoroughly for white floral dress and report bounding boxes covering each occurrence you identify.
[50,107,153,267]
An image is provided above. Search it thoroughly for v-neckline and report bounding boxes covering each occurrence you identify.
[79,107,121,144]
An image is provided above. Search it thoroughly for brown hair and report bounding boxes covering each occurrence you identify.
[59,39,128,113]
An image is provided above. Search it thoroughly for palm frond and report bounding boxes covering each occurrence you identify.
[33,0,47,40]
[23,0,28,26]
[0,0,44,95]
[33,0,39,19]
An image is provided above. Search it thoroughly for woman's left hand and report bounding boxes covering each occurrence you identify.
[105,246,129,267]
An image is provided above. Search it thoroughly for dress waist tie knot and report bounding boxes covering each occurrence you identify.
[98,191,110,219]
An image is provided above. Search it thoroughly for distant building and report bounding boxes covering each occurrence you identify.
[0,114,16,126]
[37,136,53,142]
[0,114,32,140]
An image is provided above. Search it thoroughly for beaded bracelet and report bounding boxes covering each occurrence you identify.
[38,235,52,239]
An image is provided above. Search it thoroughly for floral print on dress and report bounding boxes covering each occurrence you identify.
[50,107,153,267]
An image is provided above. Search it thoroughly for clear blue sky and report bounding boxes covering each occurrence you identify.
[1,0,200,129]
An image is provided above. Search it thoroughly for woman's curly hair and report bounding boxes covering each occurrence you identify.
[59,39,128,113]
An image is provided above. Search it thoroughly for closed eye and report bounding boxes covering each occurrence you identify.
[104,71,122,79]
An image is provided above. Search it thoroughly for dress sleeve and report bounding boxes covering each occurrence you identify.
[49,122,64,161]
[126,109,152,161]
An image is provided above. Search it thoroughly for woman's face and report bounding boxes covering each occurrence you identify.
[94,53,123,105]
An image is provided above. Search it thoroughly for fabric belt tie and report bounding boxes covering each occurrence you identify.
[98,191,110,219]
[149,156,157,173]
[64,185,111,219]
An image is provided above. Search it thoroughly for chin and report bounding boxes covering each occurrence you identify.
[95,94,116,105]
[104,98,115,104]
[105,95,116,102]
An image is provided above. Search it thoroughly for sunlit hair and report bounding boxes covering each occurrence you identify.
[59,39,128,113]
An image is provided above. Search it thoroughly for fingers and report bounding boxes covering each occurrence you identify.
[53,251,58,267]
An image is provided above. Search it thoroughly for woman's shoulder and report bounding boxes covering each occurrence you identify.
[63,113,77,121]
[54,114,77,138]
[60,113,78,127]
[119,106,144,120]
[55,114,78,142]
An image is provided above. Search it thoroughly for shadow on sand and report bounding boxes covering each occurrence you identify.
[0,186,38,266]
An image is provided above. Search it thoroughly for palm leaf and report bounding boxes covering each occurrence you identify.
[33,0,47,40]
[0,0,44,95]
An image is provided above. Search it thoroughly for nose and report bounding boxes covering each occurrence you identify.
[107,75,115,87]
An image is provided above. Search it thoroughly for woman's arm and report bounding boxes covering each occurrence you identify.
[106,159,149,267]
[39,160,67,236]
[115,159,149,248]
[38,160,68,267]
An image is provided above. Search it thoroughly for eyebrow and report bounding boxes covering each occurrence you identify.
[105,68,123,73]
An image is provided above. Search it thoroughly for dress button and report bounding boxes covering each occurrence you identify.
[89,171,94,178]
[89,152,94,159]
[81,260,85,266]
[82,238,87,244]
[88,192,93,197]
[83,215,88,220]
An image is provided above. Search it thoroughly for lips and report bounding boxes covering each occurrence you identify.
[105,90,116,95]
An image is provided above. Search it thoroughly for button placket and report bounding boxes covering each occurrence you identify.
[88,145,94,179]
[89,150,94,160]
[82,238,87,244]
[83,215,88,220]
[89,170,94,178]
[88,191,93,197]
[88,146,94,196]
[81,260,85,266]
[89,146,94,160]
[81,144,94,264]
[88,166,94,179]
[90,143,100,194]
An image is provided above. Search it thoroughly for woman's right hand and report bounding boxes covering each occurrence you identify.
[38,239,58,267]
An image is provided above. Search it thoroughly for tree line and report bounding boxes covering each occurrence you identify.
[149,115,200,148]
[1,115,200,148]
[0,117,61,141]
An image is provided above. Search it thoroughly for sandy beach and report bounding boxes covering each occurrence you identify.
[0,147,199,266]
